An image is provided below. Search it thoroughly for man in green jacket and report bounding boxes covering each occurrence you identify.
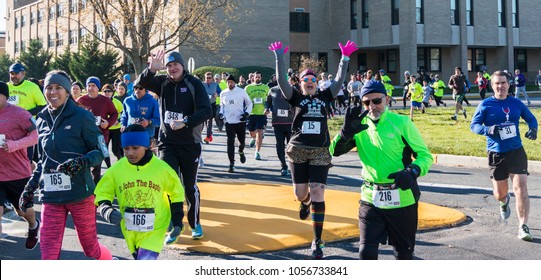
[330,80,433,260]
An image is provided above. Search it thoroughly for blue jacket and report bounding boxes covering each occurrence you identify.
[120,92,160,138]
[29,99,106,204]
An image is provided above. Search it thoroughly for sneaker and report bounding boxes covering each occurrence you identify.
[228,164,235,173]
[422,107,425,114]
[255,152,261,160]
[4,201,13,214]
[239,152,246,164]
[518,224,533,241]
[280,168,290,176]
[311,239,325,259]
[203,137,210,144]
[499,193,511,220]
[191,224,204,240]
[443,102,447,107]
[463,110,467,118]
[299,202,311,220]
[208,135,213,143]
[25,219,40,250]
[249,138,256,148]
[450,115,457,121]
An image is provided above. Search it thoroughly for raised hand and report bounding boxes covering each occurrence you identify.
[340,106,369,140]
[339,40,359,57]
[268,41,289,55]
[148,49,166,72]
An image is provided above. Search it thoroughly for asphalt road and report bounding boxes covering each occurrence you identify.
[2,103,541,261]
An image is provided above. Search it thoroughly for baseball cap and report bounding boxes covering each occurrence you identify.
[9,63,25,73]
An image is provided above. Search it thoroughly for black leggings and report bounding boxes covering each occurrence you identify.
[273,124,292,169]
[225,122,246,165]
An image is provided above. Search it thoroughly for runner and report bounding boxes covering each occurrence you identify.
[245,71,270,160]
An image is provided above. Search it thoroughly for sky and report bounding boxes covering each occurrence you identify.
[1,1,5,31]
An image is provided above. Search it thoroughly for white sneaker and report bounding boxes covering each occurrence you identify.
[518,224,533,241]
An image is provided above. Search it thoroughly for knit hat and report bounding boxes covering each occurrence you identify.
[0,81,9,99]
[121,124,150,148]
[226,74,236,83]
[300,69,317,79]
[123,74,130,80]
[360,80,386,98]
[86,76,101,89]
[44,71,72,95]
[164,51,185,67]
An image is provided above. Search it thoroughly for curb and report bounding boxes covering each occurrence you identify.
[433,153,541,174]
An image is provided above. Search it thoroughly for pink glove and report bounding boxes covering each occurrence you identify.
[268,41,289,55]
[339,40,358,57]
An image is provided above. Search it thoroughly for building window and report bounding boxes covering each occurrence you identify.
[14,41,19,53]
[81,0,87,10]
[38,9,44,23]
[387,50,398,73]
[361,0,368,28]
[21,15,26,27]
[57,33,63,46]
[30,11,36,25]
[69,29,78,45]
[290,12,310,33]
[357,53,367,72]
[290,52,310,71]
[49,6,56,20]
[391,0,400,25]
[416,0,423,24]
[466,0,473,26]
[498,0,506,27]
[514,49,527,72]
[21,40,26,52]
[417,48,441,72]
[14,17,19,29]
[467,48,486,72]
[450,0,459,25]
[350,0,357,29]
[57,3,64,17]
[70,0,79,14]
[512,0,518,27]
[95,24,104,40]
[48,34,55,48]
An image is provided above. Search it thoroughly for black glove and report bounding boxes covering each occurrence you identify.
[164,225,184,245]
[57,156,89,177]
[97,201,122,226]
[19,185,36,212]
[487,125,502,136]
[387,164,421,191]
[219,113,224,120]
[340,106,369,140]
[239,112,250,122]
[525,128,537,140]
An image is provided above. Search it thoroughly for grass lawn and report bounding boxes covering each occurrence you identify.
[328,106,541,161]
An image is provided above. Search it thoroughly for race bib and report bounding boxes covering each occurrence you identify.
[7,95,19,105]
[130,118,141,124]
[500,124,517,140]
[277,109,289,117]
[43,173,72,192]
[124,208,155,232]
[372,189,400,208]
[254,97,263,104]
[94,116,102,126]
[301,121,321,134]
[164,111,183,125]
[0,134,5,145]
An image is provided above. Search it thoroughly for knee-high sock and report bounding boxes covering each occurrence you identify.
[311,201,325,240]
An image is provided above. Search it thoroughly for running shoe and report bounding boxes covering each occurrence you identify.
[299,202,311,220]
[463,110,467,118]
[500,193,511,220]
[450,115,457,121]
[311,239,325,259]
[203,137,210,144]
[228,164,235,173]
[421,107,425,114]
[25,219,40,250]
[255,152,261,160]
[4,201,14,214]
[239,152,246,164]
[249,138,256,148]
[191,224,204,240]
[518,224,533,241]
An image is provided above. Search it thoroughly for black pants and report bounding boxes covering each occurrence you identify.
[91,163,102,185]
[225,122,246,165]
[402,90,408,108]
[159,143,201,229]
[205,103,217,137]
[215,105,224,130]
[434,96,445,106]
[479,88,486,100]
[109,129,123,160]
[273,124,292,169]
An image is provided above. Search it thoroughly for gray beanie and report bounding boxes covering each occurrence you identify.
[164,51,185,67]
[44,70,72,95]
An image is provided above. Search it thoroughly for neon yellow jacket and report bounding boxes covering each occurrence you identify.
[7,80,47,112]
[431,80,446,97]
[329,109,433,209]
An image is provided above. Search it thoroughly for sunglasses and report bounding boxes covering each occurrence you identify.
[103,90,113,93]
[206,77,212,79]
[362,97,385,106]
[134,87,144,90]
[303,77,317,83]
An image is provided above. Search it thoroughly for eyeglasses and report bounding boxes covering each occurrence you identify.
[362,97,385,106]
[206,77,212,79]
[103,90,113,93]
[303,77,317,83]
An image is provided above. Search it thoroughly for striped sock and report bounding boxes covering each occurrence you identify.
[311,201,325,240]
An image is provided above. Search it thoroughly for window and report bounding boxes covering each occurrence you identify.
[351,0,357,29]
[21,15,26,27]
[512,0,518,27]
[70,0,79,13]
[21,40,26,52]
[416,0,423,24]
[69,29,78,45]
[57,3,64,17]
[30,11,36,25]
[498,0,506,27]
[391,0,400,25]
[290,52,310,71]
[81,0,87,10]
[48,34,55,48]
[387,50,398,73]
[357,53,367,72]
[38,9,44,23]
[95,24,104,40]
[466,0,473,26]
[514,49,527,72]
[14,17,19,29]
[467,48,486,72]
[14,41,19,53]
[417,48,441,72]
[290,12,310,32]
[56,33,63,46]
[450,0,459,25]
[49,6,56,20]
[361,0,368,28]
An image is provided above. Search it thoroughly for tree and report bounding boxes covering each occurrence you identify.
[69,40,122,86]
[51,47,74,80]
[72,0,247,74]
[299,56,327,76]
[0,54,15,82]
[18,39,53,79]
